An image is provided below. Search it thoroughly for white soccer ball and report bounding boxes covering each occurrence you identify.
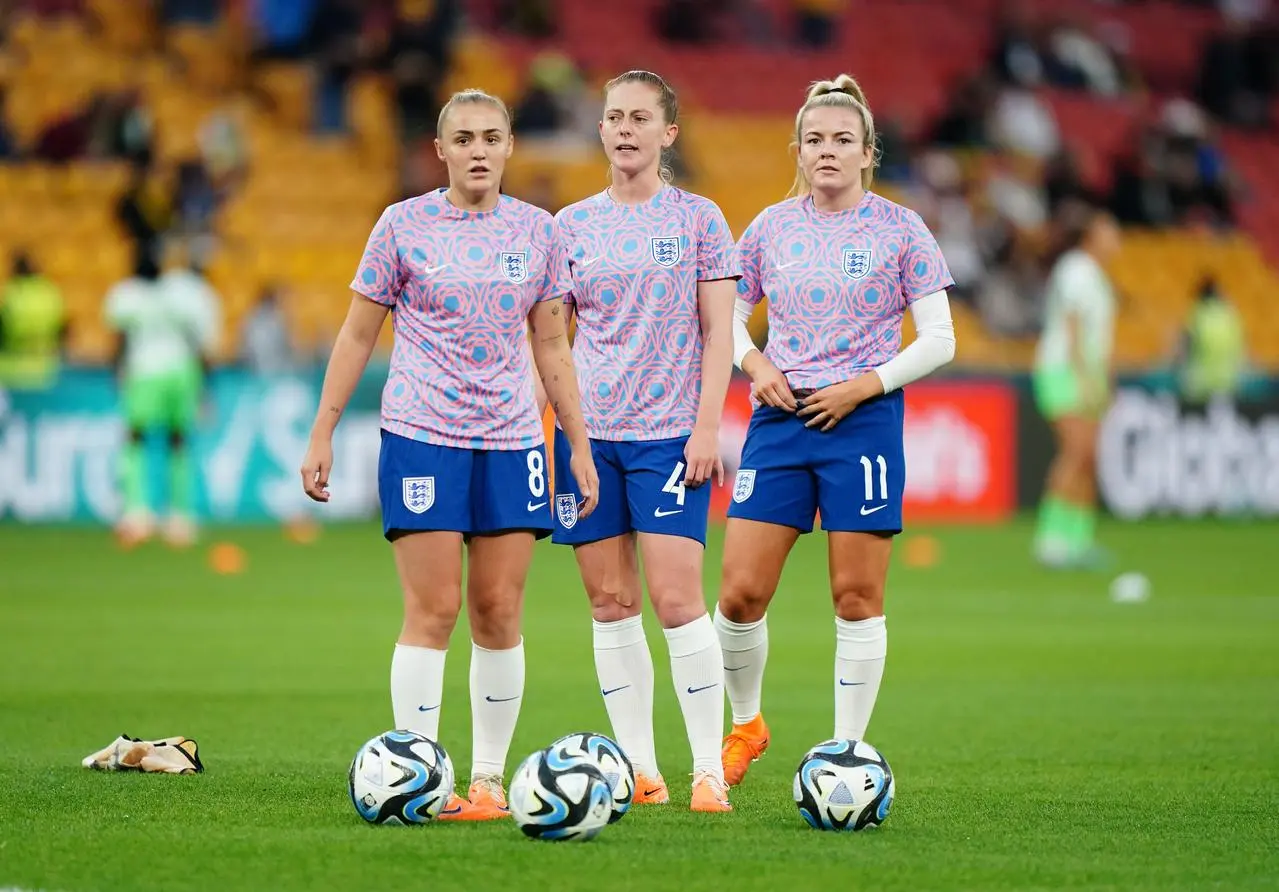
[547,731,635,823]
[1110,571,1151,604]
[794,738,894,831]
[508,745,614,841]
[348,730,455,825]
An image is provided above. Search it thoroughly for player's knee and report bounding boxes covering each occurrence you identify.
[589,598,638,623]
[717,565,772,623]
[467,587,522,646]
[831,578,885,621]
[401,584,462,642]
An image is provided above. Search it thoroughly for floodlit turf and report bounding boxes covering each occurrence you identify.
[1,518,1277,891]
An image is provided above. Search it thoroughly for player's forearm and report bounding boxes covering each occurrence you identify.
[532,334,589,450]
[310,297,387,439]
[731,297,760,370]
[695,323,733,433]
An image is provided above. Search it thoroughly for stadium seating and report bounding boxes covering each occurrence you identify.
[0,1,1276,369]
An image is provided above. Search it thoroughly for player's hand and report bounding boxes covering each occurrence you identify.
[744,354,796,412]
[300,436,333,502]
[569,446,600,520]
[683,424,724,487]
[797,374,881,432]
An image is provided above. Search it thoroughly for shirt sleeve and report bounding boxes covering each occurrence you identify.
[695,200,741,281]
[899,210,955,303]
[538,214,572,303]
[350,206,405,307]
[103,284,129,330]
[734,210,768,307]
[552,212,576,306]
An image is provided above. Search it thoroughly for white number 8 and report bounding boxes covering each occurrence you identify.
[527,450,546,498]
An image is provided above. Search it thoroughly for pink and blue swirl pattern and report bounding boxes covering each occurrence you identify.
[737,192,953,390]
[555,187,740,441]
[351,189,570,450]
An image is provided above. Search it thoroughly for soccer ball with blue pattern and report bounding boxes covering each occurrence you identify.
[348,731,455,825]
[793,738,894,831]
[508,744,614,841]
[547,731,635,823]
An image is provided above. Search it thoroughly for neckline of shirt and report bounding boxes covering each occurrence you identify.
[802,189,875,222]
[429,187,506,219]
[599,185,671,211]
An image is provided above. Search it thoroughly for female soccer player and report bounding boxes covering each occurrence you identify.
[715,75,957,786]
[550,70,739,812]
[1032,207,1120,568]
[300,89,599,821]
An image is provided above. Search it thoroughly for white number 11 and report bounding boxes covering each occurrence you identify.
[860,454,888,502]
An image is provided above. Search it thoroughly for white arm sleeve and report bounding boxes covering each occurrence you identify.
[873,291,956,393]
[732,297,760,369]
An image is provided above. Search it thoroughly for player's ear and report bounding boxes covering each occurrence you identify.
[433,138,446,163]
[505,133,515,158]
[663,122,679,148]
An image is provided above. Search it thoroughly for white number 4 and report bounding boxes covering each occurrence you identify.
[662,461,686,506]
[860,454,887,502]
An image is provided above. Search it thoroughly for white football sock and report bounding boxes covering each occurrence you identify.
[593,616,659,778]
[664,613,725,781]
[390,644,447,740]
[713,605,769,726]
[833,616,887,742]
[469,639,525,780]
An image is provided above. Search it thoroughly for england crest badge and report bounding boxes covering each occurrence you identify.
[732,469,756,504]
[556,493,579,530]
[403,476,435,514]
[500,251,529,284]
[650,236,681,268]
[842,249,873,280]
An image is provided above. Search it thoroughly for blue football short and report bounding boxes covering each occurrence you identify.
[551,430,711,546]
[726,389,906,534]
[378,429,553,540]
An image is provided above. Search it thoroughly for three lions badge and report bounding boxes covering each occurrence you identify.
[556,493,579,530]
[402,477,435,514]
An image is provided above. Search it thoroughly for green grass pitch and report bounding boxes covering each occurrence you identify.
[1,518,1277,891]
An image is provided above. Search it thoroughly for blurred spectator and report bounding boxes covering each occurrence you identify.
[0,252,66,389]
[1046,14,1123,96]
[513,82,561,136]
[792,0,843,49]
[117,165,172,272]
[1178,274,1246,404]
[656,0,720,43]
[1196,15,1274,128]
[990,1,1045,88]
[384,0,459,140]
[251,0,320,60]
[307,0,365,133]
[932,77,994,149]
[988,87,1060,159]
[161,0,219,25]
[1043,149,1093,216]
[513,52,597,149]
[241,284,304,375]
[495,0,557,38]
[0,91,15,160]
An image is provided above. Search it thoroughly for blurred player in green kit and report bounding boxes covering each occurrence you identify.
[105,250,220,547]
[1032,208,1120,569]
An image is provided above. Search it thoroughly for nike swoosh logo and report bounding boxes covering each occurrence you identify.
[580,255,602,267]
[860,504,887,516]
[838,679,865,686]
[642,788,661,797]
[485,695,520,703]
[417,704,439,712]
[601,685,630,696]
[424,264,449,275]
[686,683,718,694]
[775,260,801,270]
[724,665,747,672]
[440,805,462,815]
[653,507,683,518]
[527,501,547,511]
